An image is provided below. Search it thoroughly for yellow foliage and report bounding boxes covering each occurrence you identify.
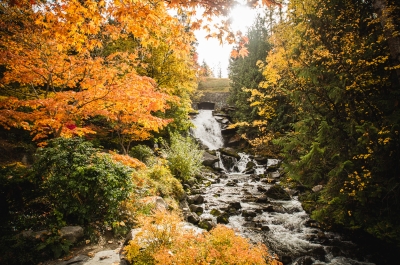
[124,210,280,265]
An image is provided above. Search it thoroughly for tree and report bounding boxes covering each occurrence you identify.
[251,0,400,244]
[0,0,191,149]
[228,14,272,139]
[199,60,213,77]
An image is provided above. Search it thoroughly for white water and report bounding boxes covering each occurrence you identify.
[191,109,376,265]
[191,110,224,150]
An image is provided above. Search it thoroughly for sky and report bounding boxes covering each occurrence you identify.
[195,4,261,78]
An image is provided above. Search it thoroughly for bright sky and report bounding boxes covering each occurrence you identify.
[195,5,261,78]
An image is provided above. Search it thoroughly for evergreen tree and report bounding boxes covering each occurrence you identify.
[251,0,400,244]
[228,15,271,131]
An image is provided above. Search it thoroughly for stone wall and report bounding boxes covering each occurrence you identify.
[194,92,230,110]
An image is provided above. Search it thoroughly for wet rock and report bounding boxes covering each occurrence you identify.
[257,186,267,192]
[219,147,240,159]
[198,219,216,231]
[263,205,275,212]
[315,231,329,244]
[266,165,280,172]
[220,154,237,170]
[210,208,221,216]
[242,210,257,218]
[186,212,200,225]
[292,256,315,265]
[309,247,326,261]
[192,186,205,194]
[265,185,291,200]
[254,156,269,164]
[229,202,242,210]
[219,173,229,179]
[269,171,281,178]
[189,204,204,215]
[325,246,341,257]
[216,213,230,224]
[243,222,258,228]
[280,256,292,265]
[226,180,238,186]
[244,168,255,174]
[242,195,257,203]
[202,152,219,167]
[245,161,256,171]
[261,225,270,231]
[188,194,204,205]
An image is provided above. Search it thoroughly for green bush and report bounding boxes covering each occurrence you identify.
[147,163,184,200]
[129,144,154,165]
[162,133,203,181]
[33,137,134,225]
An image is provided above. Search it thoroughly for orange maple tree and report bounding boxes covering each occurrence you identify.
[0,0,187,148]
[0,0,279,147]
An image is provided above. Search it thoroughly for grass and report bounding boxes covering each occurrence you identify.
[198,77,230,92]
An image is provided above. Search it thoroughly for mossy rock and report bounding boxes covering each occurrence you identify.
[210,209,221,217]
[219,148,240,159]
[265,185,291,200]
[216,213,230,224]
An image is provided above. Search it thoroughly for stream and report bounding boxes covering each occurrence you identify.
[190,110,376,265]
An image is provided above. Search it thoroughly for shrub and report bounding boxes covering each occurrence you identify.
[32,137,134,225]
[129,144,154,165]
[162,133,204,181]
[124,210,280,265]
[135,161,185,201]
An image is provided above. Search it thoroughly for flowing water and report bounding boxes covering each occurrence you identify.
[191,110,376,265]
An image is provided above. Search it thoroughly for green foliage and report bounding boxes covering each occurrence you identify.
[33,137,134,225]
[129,144,154,165]
[145,162,185,200]
[228,15,271,125]
[252,0,400,245]
[162,133,204,181]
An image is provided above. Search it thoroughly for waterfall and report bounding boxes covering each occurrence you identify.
[188,109,378,265]
[191,110,224,150]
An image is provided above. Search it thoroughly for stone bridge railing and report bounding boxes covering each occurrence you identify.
[193,92,230,110]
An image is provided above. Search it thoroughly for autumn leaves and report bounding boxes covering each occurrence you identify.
[0,0,195,147]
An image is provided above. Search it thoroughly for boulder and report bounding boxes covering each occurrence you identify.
[186,212,200,225]
[198,219,216,231]
[187,194,204,205]
[219,147,240,159]
[261,225,270,231]
[265,185,291,200]
[202,152,219,167]
[210,208,221,217]
[253,156,269,164]
[60,226,84,244]
[216,213,230,224]
[256,196,270,204]
[228,201,242,210]
[312,185,323,193]
[189,204,204,215]
[242,210,257,218]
